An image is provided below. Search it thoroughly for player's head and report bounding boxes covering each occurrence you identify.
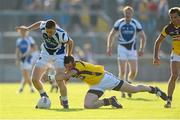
[64,56,75,71]
[45,19,56,38]
[123,6,134,21]
[17,26,29,37]
[168,7,180,26]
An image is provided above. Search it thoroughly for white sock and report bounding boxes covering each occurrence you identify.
[60,96,68,101]
[39,89,45,94]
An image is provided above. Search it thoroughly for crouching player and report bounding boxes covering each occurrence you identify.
[63,56,167,109]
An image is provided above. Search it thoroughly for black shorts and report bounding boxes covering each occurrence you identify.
[87,89,104,98]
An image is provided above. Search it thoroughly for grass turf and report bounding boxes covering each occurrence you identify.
[0,82,180,120]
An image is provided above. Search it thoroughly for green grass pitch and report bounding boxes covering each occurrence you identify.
[0,82,180,120]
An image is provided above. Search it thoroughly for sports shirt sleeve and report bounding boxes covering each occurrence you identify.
[134,19,143,32]
[161,25,168,37]
[113,20,120,31]
[39,21,46,32]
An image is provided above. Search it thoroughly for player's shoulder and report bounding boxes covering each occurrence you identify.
[27,36,35,43]
[161,23,174,34]
[56,26,70,41]
[16,38,22,43]
[16,38,25,46]
[163,23,174,30]
[75,61,86,66]
[131,18,141,25]
[114,18,125,24]
[56,25,66,34]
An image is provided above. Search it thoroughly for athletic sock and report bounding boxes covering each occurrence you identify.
[103,98,110,106]
[60,96,69,108]
[167,96,172,102]
[149,86,156,93]
[39,90,48,97]
[40,92,49,97]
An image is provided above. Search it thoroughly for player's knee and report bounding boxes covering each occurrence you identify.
[84,103,95,109]
[32,78,39,83]
[129,71,137,78]
[170,74,179,82]
[119,71,125,76]
[172,73,178,79]
[129,85,142,93]
[84,100,97,109]
[55,74,64,81]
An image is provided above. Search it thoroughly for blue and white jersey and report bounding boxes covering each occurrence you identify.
[39,21,69,51]
[16,36,35,57]
[114,18,142,44]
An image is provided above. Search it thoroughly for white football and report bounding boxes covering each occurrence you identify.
[36,96,51,109]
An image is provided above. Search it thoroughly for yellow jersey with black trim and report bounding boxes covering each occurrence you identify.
[71,61,105,86]
[161,23,180,55]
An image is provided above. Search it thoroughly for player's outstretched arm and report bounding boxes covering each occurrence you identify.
[153,34,165,65]
[16,21,42,31]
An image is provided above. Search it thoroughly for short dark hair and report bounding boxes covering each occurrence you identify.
[64,56,75,64]
[169,7,180,16]
[45,19,56,29]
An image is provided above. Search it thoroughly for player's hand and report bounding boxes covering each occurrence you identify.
[153,58,161,65]
[138,49,144,57]
[64,73,71,80]
[106,48,112,56]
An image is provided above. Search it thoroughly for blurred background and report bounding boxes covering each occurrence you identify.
[0,0,179,82]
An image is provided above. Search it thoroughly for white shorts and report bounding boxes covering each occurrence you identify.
[20,57,32,70]
[170,53,180,62]
[35,45,65,68]
[90,72,123,92]
[31,51,40,64]
[117,45,137,60]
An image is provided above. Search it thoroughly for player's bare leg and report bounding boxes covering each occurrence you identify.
[18,69,34,93]
[32,66,48,97]
[23,69,34,92]
[118,60,127,98]
[84,92,122,109]
[164,61,179,108]
[127,60,138,98]
[120,81,167,101]
[18,77,25,93]
[56,68,68,109]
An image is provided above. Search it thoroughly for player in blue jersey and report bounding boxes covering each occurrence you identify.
[107,6,146,98]
[16,19,74,109]
[15,27,35,93]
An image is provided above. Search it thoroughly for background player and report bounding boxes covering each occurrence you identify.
[16,19,74,109]
[153,7,180,108]
[107,6,146,98]
[15,27,35,93]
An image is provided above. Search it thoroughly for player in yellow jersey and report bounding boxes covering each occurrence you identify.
[63,56,167,109]
[153,7,180,108]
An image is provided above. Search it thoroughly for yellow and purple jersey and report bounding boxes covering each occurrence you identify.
[71,61,105,86]
[161,23,180,55]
